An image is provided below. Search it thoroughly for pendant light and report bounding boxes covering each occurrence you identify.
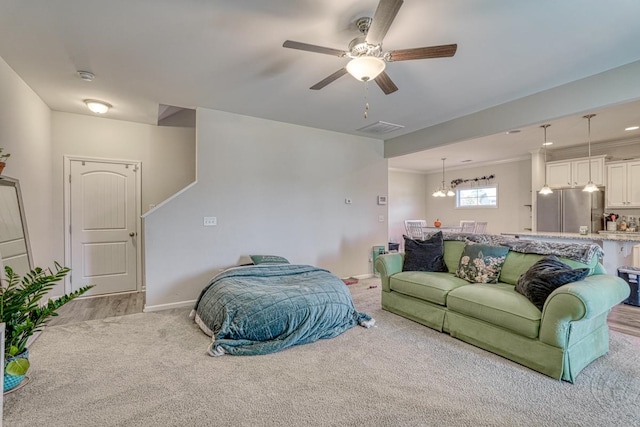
[539,124,553,195]
[432,158,455,197]
[582,114,600,193]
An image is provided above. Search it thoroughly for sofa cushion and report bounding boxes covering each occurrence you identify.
[390,272,470,306]
[443,240,466,273]
[499,251,597,285]
[402,232,448,272]
[455,242,509,284]
[447,283,542,338]
[515,255,590,310]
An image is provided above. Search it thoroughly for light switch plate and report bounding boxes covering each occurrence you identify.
[203,216,217,226]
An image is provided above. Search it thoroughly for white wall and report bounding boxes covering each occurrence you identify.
[0,56,54,268]
[50,112,196,295]
[388,170,428,249]
[144,108,387,310]
[423,160,532,234]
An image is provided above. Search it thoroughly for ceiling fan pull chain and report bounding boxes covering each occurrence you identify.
[364,80,370,119]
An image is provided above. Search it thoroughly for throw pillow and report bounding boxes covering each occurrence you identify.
[402,232,448,272]
[515,255,590,310]
[249,255,290,265]
[455,242,509,284]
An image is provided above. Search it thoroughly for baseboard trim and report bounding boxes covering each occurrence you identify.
[144,299,196,312]
[343,274,375,280]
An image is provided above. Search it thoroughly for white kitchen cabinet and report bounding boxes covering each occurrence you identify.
[546,156,605,188]
[606,160,640,208]
[546,161,572,188]
[573,157,604,187]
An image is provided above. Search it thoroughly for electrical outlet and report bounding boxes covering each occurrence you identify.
[203,216,217,226]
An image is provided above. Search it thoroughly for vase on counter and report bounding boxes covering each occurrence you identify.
[434,219,442,228]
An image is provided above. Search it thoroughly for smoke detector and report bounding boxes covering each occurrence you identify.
[77,71,95,82]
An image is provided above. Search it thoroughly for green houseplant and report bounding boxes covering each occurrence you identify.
[1,262,92,392]
[0,148,9,175]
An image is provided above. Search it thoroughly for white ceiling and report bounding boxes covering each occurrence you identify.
[2,0,640,172]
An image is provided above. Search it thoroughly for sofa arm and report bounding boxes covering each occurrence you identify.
[375,253,404,292]
[539,274,630,348]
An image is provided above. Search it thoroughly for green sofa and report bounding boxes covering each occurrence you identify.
[374,239,630,382]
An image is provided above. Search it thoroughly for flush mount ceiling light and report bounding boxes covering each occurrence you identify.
[345,56,386,82]
[84,99,111,114]
[582,114,600,193]
[539,124,553,195]
[433,158,455,197]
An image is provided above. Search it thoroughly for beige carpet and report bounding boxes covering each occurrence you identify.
[4,278,640,426]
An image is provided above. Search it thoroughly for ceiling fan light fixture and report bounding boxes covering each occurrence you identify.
[346,56,386,82]
[84,99,111,114]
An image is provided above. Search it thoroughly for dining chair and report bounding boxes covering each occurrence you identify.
[404,220,426,239]
[473,221,488,234]
[460,220,476,233]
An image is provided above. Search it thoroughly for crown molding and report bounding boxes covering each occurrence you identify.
[547,135,640,160]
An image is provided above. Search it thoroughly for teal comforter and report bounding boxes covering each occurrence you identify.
[192,264,372,356]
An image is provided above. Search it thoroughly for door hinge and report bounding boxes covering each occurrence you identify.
[69,174,71,183]
[69,225,72,234]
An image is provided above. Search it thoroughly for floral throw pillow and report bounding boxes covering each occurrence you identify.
[455,242,509,284]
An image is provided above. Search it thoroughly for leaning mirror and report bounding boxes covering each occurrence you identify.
[0,176,32,276]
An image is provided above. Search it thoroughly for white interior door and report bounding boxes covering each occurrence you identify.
[69,160,138,295]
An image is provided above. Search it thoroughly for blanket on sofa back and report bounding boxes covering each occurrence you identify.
[191,264,373,356]
[438,233,603,264]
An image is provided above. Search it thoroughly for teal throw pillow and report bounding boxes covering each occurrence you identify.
[455,242,509,284]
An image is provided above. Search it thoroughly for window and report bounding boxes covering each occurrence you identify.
[456,185,497,208]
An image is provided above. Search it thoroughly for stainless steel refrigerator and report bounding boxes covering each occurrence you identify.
[536,188,604,233]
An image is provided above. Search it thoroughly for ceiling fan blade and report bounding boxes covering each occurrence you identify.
[374,71,398,95]
[366,0,404,46]
[283,40,346,57]
[387,44,458,61]
[310,68,349,90]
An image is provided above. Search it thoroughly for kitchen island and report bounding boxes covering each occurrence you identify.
[502,231,640,274]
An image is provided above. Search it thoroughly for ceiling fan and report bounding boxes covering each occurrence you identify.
[282,0,457,95]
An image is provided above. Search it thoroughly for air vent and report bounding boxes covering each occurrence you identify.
[357,121,405,135]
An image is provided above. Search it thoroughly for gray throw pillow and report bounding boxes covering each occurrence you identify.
[402,232,448,272]
[515,255,590,310]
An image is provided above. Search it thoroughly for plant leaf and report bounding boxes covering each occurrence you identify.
[6,358,30,376]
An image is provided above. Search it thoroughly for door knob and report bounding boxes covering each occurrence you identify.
[129,232,136,237]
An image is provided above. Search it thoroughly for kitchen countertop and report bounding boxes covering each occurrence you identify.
[502,231,640,242]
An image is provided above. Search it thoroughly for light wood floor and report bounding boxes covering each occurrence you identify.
[46,291,640,338]
[608,303,640,338]
[47,292,145,327]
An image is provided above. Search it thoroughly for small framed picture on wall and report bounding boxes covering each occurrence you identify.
[377,195,387,205]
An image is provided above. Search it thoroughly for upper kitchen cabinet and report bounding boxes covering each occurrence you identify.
[546,156,605,189]
[606,160,640,208]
